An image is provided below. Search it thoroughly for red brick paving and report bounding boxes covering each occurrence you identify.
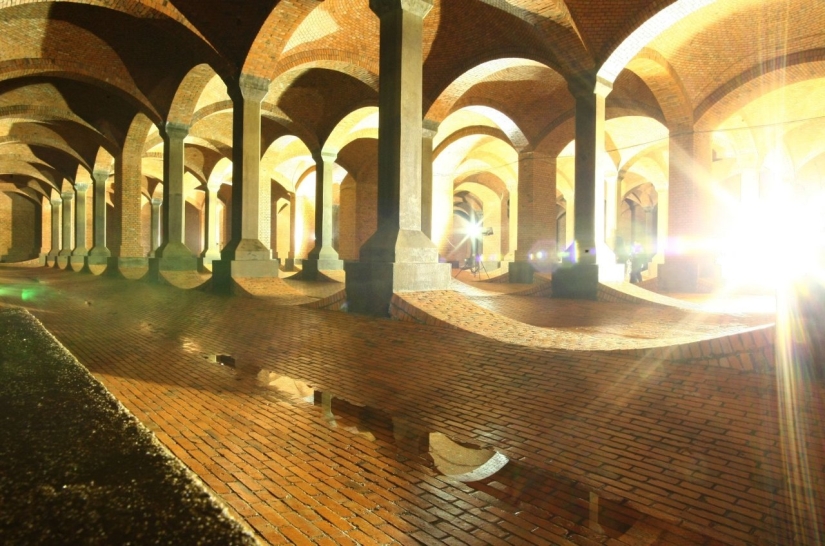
[1,264,822,545]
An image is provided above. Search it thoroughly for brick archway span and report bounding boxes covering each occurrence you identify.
[0,158,60,188]
[434,126,514,161]
[268,54,378,97]
[597,0,713,84]
[0,137,90,173]
[696,53,825,130]
[425,56,561,125]
[625,47,693,131]
[0,0,209,42]
[241,0,328,80]
[534,111,576,158]
[167,64,222,126]
[115,112,154,258]
[0,146,82,184]
[0,63,158,124]
[0,105,118,155]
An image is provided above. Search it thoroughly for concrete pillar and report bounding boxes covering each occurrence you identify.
[47,196,61,266]
[658,129,714,292]
[59,191,73,256]
[283,193,298,271]
[69,182,89,270]
[650,187,668,276]
[605,173,619,250]
[508,152,556,283]
[303,150,344,279]
[421,119,438,240]
[88,170,110,261]
[200,183,222,265]
[552,75,613,298]
[148,198,162,257]
[345,0,449,315]
[214,74,279,287]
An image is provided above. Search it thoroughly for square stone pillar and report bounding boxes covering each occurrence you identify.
[69,182,90,270]
[657,129,715,292]
[148,198,162,257]
[87,170,111,270]
[213,74,280,289]
[421,119,438,240]
[345,0,450,316]
[303,150,344,279]
[150,122,197,276]
[508,152,557,283]
[199,183,222,267]
[552,75,613,299]
[46,197,62,267]
[57,190,73,269]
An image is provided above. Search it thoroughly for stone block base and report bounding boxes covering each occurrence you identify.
[148,256,198,282]
[302,258,344,280]
[69,256,88,272]
[551,263,599,300]
[508,261,534,283]
[345,261,451,316]
[56,256,71,270]
[211,259,281,294]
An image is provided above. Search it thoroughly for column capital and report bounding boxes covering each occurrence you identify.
[75,182,91,193]
[370,0,433,18]
[61,190,74,201]
[92,169,110,185]
[163,121,190,141]
[313,149,338,163]
[567,72,613,99]
[151,197,163,206]
[50,197,62,206]
[422,119,439,139]
[238,73,271,103]
[206,180,223,193]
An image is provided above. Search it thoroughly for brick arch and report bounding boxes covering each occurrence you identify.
[0,157,59,188]
[426,56,561,125]
[625,47,693,131]
[93,147,114,174]
[167,64,222,126]
[696,53,825,130]
[114,112,154,258]
[0,0,206,37]
[0,104,119,155]
[323,107,378,155]
[534,110,576,157]
[267,54,379,97]
[241,0,328,80]
[618,145,669,192]
[0,62,158,123]
[433,126,514,161]
[598,0,715,83]
[0,136,90,173]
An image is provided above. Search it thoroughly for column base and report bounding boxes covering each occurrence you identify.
[38,253,48,266]
[69,255,88,272]
[344,261,451,316]
[56,255,71,270]
[656,256,721,293]
[508,261,534,283]
[551,263,599,300]
[302,258,345,280]
[110,257,149,280]
[211,258,281,294]
[147,255,199,282]
[86,255,110,275]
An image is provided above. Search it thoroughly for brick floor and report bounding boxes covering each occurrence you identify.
[1,264,822,545]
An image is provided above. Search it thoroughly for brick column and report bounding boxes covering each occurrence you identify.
[605,172,619,251]
[303,150,343,279]
[283,193,298,271]
[151,122,197,275]
[214,74,279,288]
[88,170,110,265]
[508,152,556,283]
[657,129,714,292]
[421,119,438,240]
[650,187,668,276]
[200,183,221,265]
[345,0,450,315]
[148,198,162,257]
[552,75,613,298]
[69,182,90,270]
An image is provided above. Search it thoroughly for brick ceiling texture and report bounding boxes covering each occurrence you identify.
[0,0,823,203]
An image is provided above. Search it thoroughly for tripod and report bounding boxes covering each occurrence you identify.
[454,254,489,279]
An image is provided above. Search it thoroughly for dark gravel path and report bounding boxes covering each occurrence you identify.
[0,307,258,545]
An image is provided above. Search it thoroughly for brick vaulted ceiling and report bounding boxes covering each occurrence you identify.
[0,0,823,200]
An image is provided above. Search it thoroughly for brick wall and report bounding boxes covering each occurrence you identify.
[0,191,10,257]
[117,113,154,258]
